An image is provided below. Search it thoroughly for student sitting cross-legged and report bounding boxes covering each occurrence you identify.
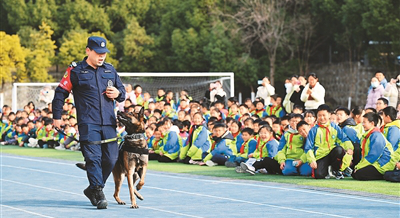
[240,124,279,175]
[202,122,234,166]
[274,121,312,176]
[179,112,210,164]
[305,104,354,179]
[352,112,396,180]
[157,120,182,162]
[229,128,257,172]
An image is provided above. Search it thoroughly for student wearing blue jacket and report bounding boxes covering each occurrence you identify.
[202,122,234,166]
[380,106,400,152]
[336,107,361,173]
[353,112,395,180]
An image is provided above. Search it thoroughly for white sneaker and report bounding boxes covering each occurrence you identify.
[258,168,268,174]
[55,146,65,150]
[205,160,218,167]
[240,162,256,175]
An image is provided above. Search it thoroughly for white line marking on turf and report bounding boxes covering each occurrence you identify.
[2,155,399,206]
[145,186,351,218]
[1,165,84,178]
[1,155,74,166]
[1,179,204,218]
[1,204,55,218]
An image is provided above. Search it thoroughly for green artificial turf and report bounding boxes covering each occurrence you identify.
[2,145,399,197]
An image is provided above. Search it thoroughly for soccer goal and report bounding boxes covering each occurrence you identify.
[12,72,234,111]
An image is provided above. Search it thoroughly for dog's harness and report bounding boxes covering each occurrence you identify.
[120,133,149,155]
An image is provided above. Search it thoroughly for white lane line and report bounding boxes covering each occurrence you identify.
[145,173,400,206]
[1,179,205,218]
[145,186,351,218]
[2,155,399,206]
[140,206,205,218]
[1,204,55,218]
[1,165,84,179]
[1,155,76,166]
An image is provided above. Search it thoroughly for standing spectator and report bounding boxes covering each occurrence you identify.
[52,36,126,209]
[368,71,388,93]
[256,77,275,106]
[38,84,55,109]
[301,73,325,111]
[383,75,400,108]
[365,77,384,109]
[290,76,306,111]
[210,81,227,104]
[283,75,301,113]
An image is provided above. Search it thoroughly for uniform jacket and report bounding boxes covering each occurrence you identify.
[181,125,211,160]
[237,138,257,159]
[253,137,279,159]
[356,128,394,174]
[305,122,353,163]
[383,83,399,107]
[52,58,126,126]
[275,133,307,164]
[160,131,181,160]
[380,120,400,152]
[203,131,234,162]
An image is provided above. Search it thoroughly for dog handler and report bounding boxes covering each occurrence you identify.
[52,36,126,209]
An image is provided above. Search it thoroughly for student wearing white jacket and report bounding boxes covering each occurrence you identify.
[300,73,325,110]
[256,77,275,106]
[383,75,400,108]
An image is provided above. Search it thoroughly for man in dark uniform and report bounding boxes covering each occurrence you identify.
[52,36,126,209]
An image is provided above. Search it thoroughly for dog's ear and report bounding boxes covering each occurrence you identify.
[138,107,144,122]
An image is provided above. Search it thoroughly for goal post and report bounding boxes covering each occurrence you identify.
[12,72,234,111]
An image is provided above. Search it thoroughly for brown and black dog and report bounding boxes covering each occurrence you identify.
[113,108,149,209]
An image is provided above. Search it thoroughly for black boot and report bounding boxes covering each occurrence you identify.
[94,186,108,209]
[83,186,97,206]
[76,163,87,171]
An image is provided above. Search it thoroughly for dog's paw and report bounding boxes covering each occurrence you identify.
[130,204,139,209]
[117,201,126,205]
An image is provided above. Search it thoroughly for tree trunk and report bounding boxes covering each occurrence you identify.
[269,55,276,86]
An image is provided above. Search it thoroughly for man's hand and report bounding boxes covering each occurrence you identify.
[105,86,120,99]
[346,149,354,155]
[310,161,317,169]
[53,119,62,129]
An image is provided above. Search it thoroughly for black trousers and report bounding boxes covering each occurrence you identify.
[352,165,383,181]
[149,153,160,160]
[313,146,345,179]
[253,158,282,175]
[158,155,175,162]
[352,142,361,169]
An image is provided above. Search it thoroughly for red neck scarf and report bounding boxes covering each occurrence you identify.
[361,128,379,157]
[317,122,331,150]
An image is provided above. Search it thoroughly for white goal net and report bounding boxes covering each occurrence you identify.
[12,72,234,111]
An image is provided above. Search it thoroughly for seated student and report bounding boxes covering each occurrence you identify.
[277,114,303,151]
[37,118,58,148]
[55,123,79,150]
[231,128,257,171]
[145,126,155,144]
[1,124,22,146]
[228,103,241,120]
[304,110,316,127]
[272,119,283,141]
[380,106,400,152]
[177,110,187,122]
[162,102,178,120]
[202,122,234,166]
[243,117,254,130]
[351,106,365,138]
[336,107,361,174]
[266,95,285,118]
[252,100,268,118]
[240,125,279,175]
[253,119,262,135]
[305,104,354,179]
[230,120,243,152]
[292,105,304,115]
[207,116,219,131]
[158,121,181,162]
[353,112,395,180]
[238,104,250,123]
[179,113,210,164]
[148,126,163,160]
[275,121,312,176]
[214,100,228,117]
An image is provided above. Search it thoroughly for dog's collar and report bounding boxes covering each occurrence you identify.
[124,133,145,140]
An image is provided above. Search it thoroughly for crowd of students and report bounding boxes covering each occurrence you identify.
[1,75,400,181]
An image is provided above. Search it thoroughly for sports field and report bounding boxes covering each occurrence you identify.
[1,146,399,217]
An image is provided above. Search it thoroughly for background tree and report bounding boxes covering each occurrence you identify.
[0,32,26,87]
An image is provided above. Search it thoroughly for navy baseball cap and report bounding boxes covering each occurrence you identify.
[87,36,110,53]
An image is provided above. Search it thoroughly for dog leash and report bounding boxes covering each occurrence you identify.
[55,127,145,145]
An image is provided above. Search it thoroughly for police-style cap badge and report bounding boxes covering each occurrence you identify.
[87,36,110,54]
